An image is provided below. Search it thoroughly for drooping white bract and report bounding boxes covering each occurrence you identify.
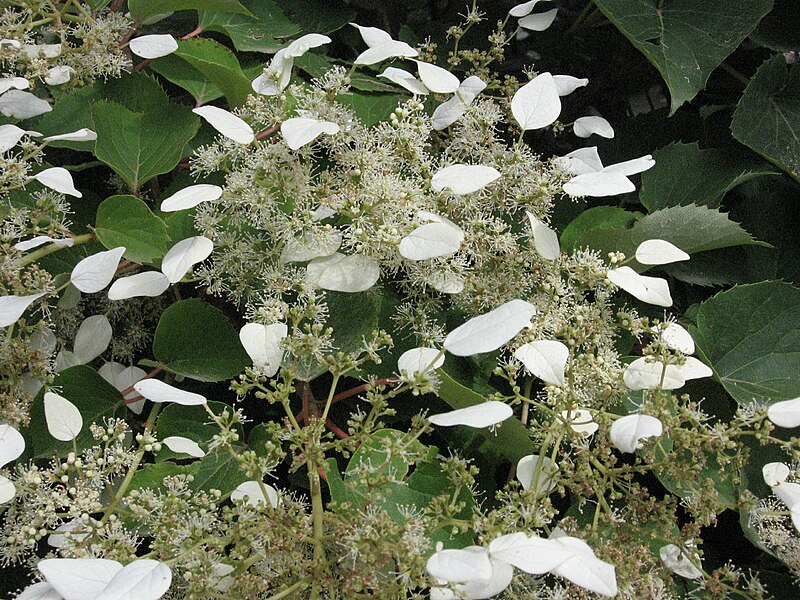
[351,23,418,65]
[511,72,561,130]
[74,314,112,363]
[15,581,62,599]
[133,379,207,406]
[659,544,703,580]
[414,60,460,94]
[22,43,62,58]
[231,480,280,508]
[509,0,550,17]
[108,271,170,300]
[37,558,123,600]
[771,481,800,533]
[660,322,695,354]
[635,239,690,265]
[560,408,598,435]
[0,475,15,504]
[428,401,513,428]
[251,34,331,95]
[563,171,634,197]
[14,235,73,251]
[70,247,126,293]
[516,453,559,494]
[767,397,800,428]
[549,534,618,597]
[378,67,429,95]
[519,8,558,31]
[281,117,340,150]
[162,436,206,458]
[43,128,97,143]
[305,252,380,292]
[552,75,589,96]
[623,357,685,390]
[192,106,254,144]
[160,236,214,283]
[763,462,791,487]
[0,423,25,468]
[672,357,712,381]
[0,90,52,118]
[487,533,574,574]
[573,115,614,139]
[607,266,673,307]
[426,546,493,582]
[98,362,148,414]
[48,517,97,549]
[0,123,40,152]
[525,212,560,260]
[397,347,445,377]
[239,322,287,377]
[399,221,464,260]
[33,167,82,197]
[609,414,663,453]
[44,65,75,85]
[0,291,46,327]
[431,75,486,130]
[44,392,83,441]
[283,33,332,59]
[280,230,343,263]
[444,299,535,356]
[427,270,465,294]
[129,34,178,59]
[94,559,172,600]
[604,155,656,176]
[0,76,28,94]
[431,164,501,195]
[160,184,223,212]
[514,340,569,386]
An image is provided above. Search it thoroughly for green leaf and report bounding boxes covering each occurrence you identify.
[25,366,123,458]
[99,72,172,112]
[560,206,642,255]
[150,55,225,106]
[640,142,779,211]
[732,56,800,182]
[129,461,190,493]
[656,448,738,510]
[32,85,99,151]
[275,0,354,34]
[92,101,199,192]
[152,299,250,382]
[188,449,248,494]
[689,281,800,406]
[336,93,402,126]
[199,0,300,54]
[437,369,535,464]
[129,0,251,22]
[750,0,800,52]
[94,195,172,264]
[594,0,773,114]
[160,38,252,107]
[578,204,766,272]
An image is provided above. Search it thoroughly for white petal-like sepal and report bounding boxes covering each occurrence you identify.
[44,66,74,85]
[43,128,97,142]
[426,546,493,583]
[305,253,380,292]
[550,542,618,597]
[0,76,29,94]
[284,33,331,58]
[511,72,561,130]
[0,292,46,327]
[414,61,460,94]
[488,533,573,574]
[193,106,254,144]
[609,414,663,453]
[767,397,800,428]
[553,75,589,96]
[94,560,172,600]
[519,8,558,31]
[428,402,513,428]
[444,299,536,356]
[74,314,112,363]
[516,454,559,494]
[635,239,690,265]
[239,322,287,377]
[560,408,598,435]
[660,322,695,354]
[526,212,560,260]
[514,340,569,386]
[0,90,52,119]
[281,118,340,150]
[160,184,222,212]
[0,423,25,468]
[659,544,703,580]
[38,558,123,600]
[0,124,40,152]
[763,462,791,487]
[354,40,418,65]
[160,236,214,283]
[563,171,634,197]
[431,164,501,195]
[231,480,279,508]
[399,222,463,260]
[129,34,178,58]
[573,115,614,139]
[133,379,207,406]
[378,67,429,95]
[672,356,712,381]
[397,347,444,377]
[108,271,170,300]
[0,475,15,504]
[44,392,83,441]
[162,436,206,458]
[623,357,685,390]
[33,167,82,197]
[509,0,549,18]
[607,266,673,307]
[602,155,655,176]
[71,247,126,294]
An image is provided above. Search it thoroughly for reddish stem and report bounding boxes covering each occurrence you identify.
[132,59,151,73]
[120,368,162,398]
[181,27,204,40]
[331,378,399,405]
[255,124,280,140]
[325,419,349,439]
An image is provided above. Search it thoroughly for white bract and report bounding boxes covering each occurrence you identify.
[129,34,178,58]
[98,362,148,414]
[48,517,96,548]
[251,33,330,95]
[659,544,703,580]
[623,357,685,390]
[767,397,800,428]
[378,67,428,95]
[399,222,463,260]
[414,60,460,93]
[563,153,655,197]
[15,235,73,251]
[516,454,559,494]
[231,480,279,508]
[0,76,28,94]
[44,65,75,85]
[160,236,214,283]
[549,534,618,596]
[573,115,614,138]
[0,123,40,152]
[560,408,598,435]
[133,379,207,406]
[444,299,536,356]
[192,106,254,144]
[0,292,46,327]
[305,253,380,292]
[0,475,15,504]
[37,558,123,600]
[431,76,486,130]
[525,212,560,260]
[32,167,82,197]
[351,23,418,65]
[635,239,690,265]
[239,322,287,377]
[70,247,126,293]
[281,117,339,150]
[660,322,695,354]
[607,266,673,307]
[160,184,223,212]
[0,90,52,118]
[74,314,112,363]
[427,270,465,294]
[22,43,62,58]
[427,546,492,583]
[431,164,501,195]
[514,340,569,386]
[673,356,712,381]
[43,128,97,142]
[0,423,25,468]
[509,0,549,17]
[108,271,170,300]
[763,462,791,487]
[397,347,444,377]
[44,392,83,441]
[428,402,513,428]
[519,8,558,30]
[162,436,205,458]
[95,559,172,600]
[609,414,663,453]
[487,533,573,574]
[554,147,603,175]
[15,581,60,599]
[280,230,342,263]
[511,72,561,130]
[553,75,589,96]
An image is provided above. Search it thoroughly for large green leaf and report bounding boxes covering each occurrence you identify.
[594,0,773,114]
[198,0,299,54]
[688,282,800,406]
[731,56,800,182]
[150,55,225,105]
[128,0,251,22]
[25,366,123,458]
[94,195,171,264]
[152,299,250,382]
[640,142,779,211]
[92,101,199,193]
[578,204,766,271]
[276,0,354,34]
[560,206,642,254]
[750,0,800,52]
[337,92,402,126]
